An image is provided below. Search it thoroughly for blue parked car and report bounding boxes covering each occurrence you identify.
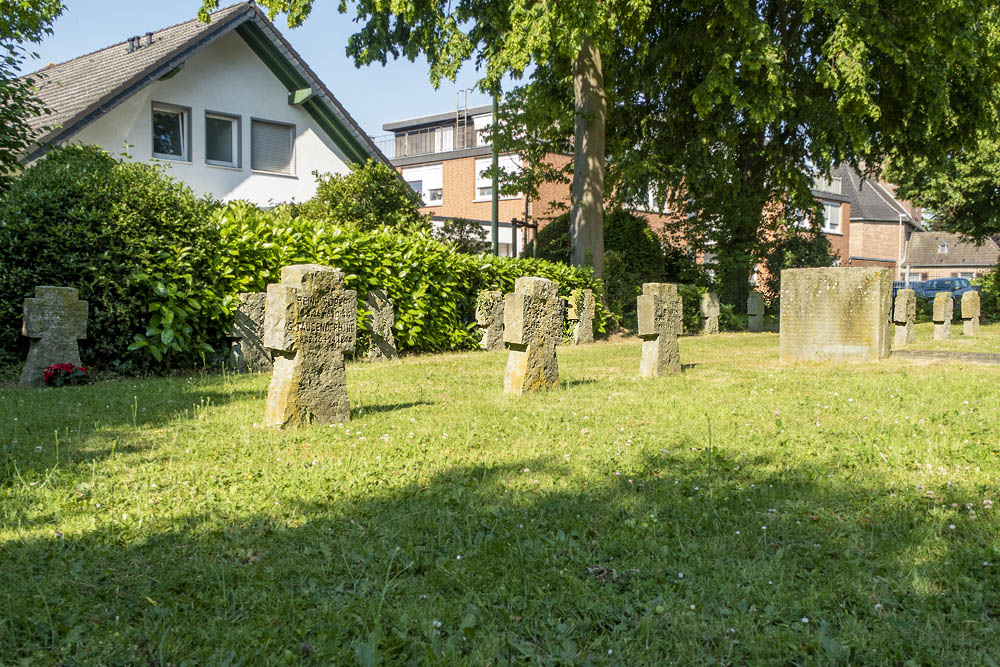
[913,277,980,300]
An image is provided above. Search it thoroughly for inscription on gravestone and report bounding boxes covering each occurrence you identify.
[933,293,953,341]
[475,290,504,351]
[779,267,891,362]
[637,282,682,377]
[230,292,273,372]
[747,290,765,333]
[566,288,595,345]
[503,277,563,394]
[961,291,980,338]
[19,286,88,387]
[700,292,720,335]
[263,264,356,427]
[892,289,916,347]
[365,289,398,361]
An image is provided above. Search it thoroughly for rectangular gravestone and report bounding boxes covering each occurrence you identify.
[19,286,88,387]
[263,264,356,427]
[962,291,980,337]
[567,288,595,345]
[933,293,953,341]
[365,289,398,360]
[892,289,916,346]
[475,290,504,351]
[637,282,682,377]
[700,292,720,334]
[779,267,891,362]
[230,292,273,372]
[503,277,563,394]
[747,290,765,333]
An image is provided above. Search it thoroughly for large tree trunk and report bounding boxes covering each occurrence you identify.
[571,35,606,278]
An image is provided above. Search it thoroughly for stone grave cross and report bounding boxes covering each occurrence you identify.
[475,290,504,351]
[933,293,953,341]
[566,288,595,345]
[19,286,88,387]
[637,282,682,377]
[892,289,916,346]
[263,264,357,427]
[961,291,980,337]
[700,292,720,334]
[365,288,398,361]
[747,290,765,333]
[503,277,563,394]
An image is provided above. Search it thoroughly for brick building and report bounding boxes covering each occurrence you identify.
[902,232,1000,282]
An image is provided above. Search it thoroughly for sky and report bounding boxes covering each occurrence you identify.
[24,0,496,139]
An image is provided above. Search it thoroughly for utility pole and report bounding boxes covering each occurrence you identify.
[491,94,499,256]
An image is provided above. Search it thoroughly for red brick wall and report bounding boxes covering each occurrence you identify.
[403,156,527,223]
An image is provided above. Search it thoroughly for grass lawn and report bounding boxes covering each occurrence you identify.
[2,330,999,664]
[906,321,1000,354]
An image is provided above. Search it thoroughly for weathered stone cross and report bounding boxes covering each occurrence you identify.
[19,286,88,387]
[263,264,357,427]
[503,277,563,394]
[637,282,682,377]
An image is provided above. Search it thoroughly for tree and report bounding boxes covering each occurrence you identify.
[0,0,64,188]
[887,135,1000,240]
[298,159,429,232]
[491,1,999,303]
[433,217,490,254]
[200,0,652,278]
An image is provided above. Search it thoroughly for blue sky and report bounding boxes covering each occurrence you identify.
[25,0,496,138]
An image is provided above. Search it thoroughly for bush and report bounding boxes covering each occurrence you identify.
[297,159,429,232]
[974,271,998,323]
[0,145,217,369]
[760,229,838,300]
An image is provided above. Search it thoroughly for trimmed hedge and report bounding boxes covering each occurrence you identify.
[0,145,216,369]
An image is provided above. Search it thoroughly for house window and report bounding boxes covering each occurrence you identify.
[205,112,239,168]
[401,164,443,206]
[821,202,841,233]
[938,243,949,254]
[475,155,522,201]
[920,273,929,281]
[251,119,294,175]
[152,103,190,161]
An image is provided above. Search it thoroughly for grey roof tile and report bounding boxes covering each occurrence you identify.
[904,232,1000,268]
[832,164,915,223]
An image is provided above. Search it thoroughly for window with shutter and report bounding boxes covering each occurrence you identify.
[251,120,294,174]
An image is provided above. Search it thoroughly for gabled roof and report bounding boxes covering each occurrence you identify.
[832,164,921,227]
[904,232,1000,268]
[23,2,388,166]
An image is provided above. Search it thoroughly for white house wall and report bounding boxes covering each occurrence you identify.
[71,32,352,205]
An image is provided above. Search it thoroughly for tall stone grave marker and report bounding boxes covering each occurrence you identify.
[19,286,88,387]
[567,288,595,345]
[229,292,273,372]
[637,282,682,377]
[747,290,765,333]
[263,264,356,427]
[365,289,398,360]
[700,292,720,335]
[475,290,504,351]
[779,267,892,362]
[503,277,563,394]
[892,289,916,346]
[933,293,953,341]
[961,291,981,337]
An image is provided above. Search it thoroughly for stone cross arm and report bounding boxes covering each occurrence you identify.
[23,286,88,340]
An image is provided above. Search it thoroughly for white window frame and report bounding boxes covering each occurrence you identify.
[401,164,444,207]
[250,118,296,176]
[151,102,190,162]
[821,202,841,234]
[475,155,522,202]
[204,111,240,168]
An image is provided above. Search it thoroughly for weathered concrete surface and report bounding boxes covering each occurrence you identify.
[892,289,916,347]
[19,286,88,387]
[747,290,765,333]
[933,293,953,341]
[567,288,595,345]
[700,292,720,335]
[365,289,398,361]
[779,267,892,362]
[962,291,981,337]
[503,277,563,394]
[637,282,682,377]
[263,264,357,427]
[229,292,273,372]
[475,290,504,351]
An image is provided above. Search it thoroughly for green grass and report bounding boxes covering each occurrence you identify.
[2,330,1000,664]
[906,321,1000,354]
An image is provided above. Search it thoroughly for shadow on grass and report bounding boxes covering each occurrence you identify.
[2,447,997,664]
[351,400,435,418]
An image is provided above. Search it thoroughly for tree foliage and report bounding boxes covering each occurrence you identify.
[0,0,64,189]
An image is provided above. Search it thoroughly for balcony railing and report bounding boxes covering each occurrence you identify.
[371,124,480,160]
